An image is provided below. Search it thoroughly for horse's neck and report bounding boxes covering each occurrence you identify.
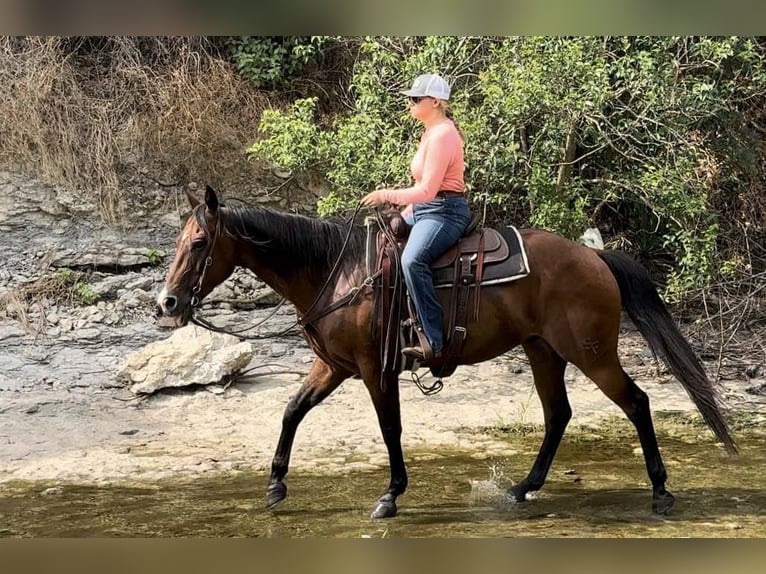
[235,250,317,314]
[225,208,366,312]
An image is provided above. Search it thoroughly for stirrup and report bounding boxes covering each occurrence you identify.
[402,345,441,362]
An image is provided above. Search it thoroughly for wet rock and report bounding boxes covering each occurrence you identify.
[115,324,254,394]
[42,487,64,496]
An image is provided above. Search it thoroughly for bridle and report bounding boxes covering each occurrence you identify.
[189,204,221,309]
[184,204,293,339]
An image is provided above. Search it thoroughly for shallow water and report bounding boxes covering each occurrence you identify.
[2,432,765,537]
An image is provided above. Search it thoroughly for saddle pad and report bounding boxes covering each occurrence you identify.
[433,226,530,289]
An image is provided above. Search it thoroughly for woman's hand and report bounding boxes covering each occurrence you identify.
[361,189,389,207]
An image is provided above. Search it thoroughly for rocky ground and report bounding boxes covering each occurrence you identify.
[1,171,765,487]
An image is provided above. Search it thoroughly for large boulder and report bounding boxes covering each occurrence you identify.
[116,325,254,394]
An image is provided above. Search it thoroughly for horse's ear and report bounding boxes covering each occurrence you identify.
[205,185,219,215]
[185,189,201,209]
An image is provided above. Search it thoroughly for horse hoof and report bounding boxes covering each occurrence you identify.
[265,481,287,509]
[510,484,528,503]
[652,490,675,516]
[370,500,398,519]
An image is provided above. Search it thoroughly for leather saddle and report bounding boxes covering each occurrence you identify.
[369,210,529,382]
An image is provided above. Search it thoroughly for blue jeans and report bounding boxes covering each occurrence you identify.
[401,195,471,353]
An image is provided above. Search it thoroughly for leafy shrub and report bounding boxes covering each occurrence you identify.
[248,36,766,298]
[226,36,330,88]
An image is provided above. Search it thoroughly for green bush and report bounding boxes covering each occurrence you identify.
[248,36,766,299]
[226,37,330,88]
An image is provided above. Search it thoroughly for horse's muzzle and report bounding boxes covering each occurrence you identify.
[160,294,178,314]
[155,288,191,327]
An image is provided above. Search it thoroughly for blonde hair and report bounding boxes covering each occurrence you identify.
[436,99,462,136]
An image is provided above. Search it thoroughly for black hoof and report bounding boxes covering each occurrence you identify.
[510,483,529,503]
[266,481,287,509]
[652,489,675,516]
[371,499,398,519]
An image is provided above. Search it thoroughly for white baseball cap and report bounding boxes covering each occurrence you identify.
[400,73,451,101]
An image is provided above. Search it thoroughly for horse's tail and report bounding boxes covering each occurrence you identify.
[598,250,738,455]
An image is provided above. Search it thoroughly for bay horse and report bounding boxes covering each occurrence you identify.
[156,185,736,519]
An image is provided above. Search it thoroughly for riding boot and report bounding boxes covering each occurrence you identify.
[402,324,440,361]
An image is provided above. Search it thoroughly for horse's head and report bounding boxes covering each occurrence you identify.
[156,185,236,327]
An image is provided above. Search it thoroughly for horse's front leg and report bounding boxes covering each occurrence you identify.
[363,370,407,519]
[266,357,350,509]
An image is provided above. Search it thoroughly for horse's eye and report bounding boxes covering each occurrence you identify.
[191,239,207,251]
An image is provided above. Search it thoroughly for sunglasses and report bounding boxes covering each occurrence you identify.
[408,96,430,104]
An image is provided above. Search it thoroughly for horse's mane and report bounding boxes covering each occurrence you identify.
[210,204,368,282]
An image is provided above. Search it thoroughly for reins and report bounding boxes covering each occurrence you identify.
[191,297,297,339]
[190,201,372,341]
[372,208,406,379]
[296,201,368,327]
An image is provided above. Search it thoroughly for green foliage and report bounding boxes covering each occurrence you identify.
[225,37,330,88]
[73,281,98,305]
[247,36,766,298]
[146,248,162,266]
[248,97,329,172]
[54,268,99,306]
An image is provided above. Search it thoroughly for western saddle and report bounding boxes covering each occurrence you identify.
[368,210,519,383]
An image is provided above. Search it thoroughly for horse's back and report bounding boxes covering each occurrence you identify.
[519,228,616,289]
[513,227,623,362]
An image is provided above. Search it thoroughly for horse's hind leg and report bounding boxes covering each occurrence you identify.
[363,372,407,519]
[266,357,350,509]
[584,359,674,515]
[511,337,571,502]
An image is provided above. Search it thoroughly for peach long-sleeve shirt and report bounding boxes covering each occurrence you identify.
[380,119,465,206]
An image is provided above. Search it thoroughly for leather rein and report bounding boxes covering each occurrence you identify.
[189,202,376,341]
